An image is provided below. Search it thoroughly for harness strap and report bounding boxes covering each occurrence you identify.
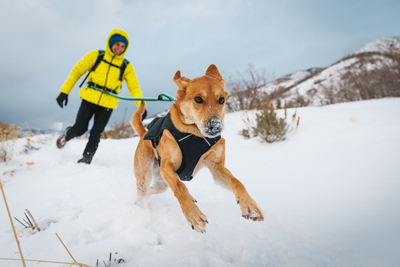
[87,81,118,94]
[202,137,211,146]
[101,59,121,69]
[178,134,193,142]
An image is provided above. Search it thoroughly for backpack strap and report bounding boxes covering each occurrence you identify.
[92,50,105,71]
[119,59,130,81]
[79,50,130,88]
[79,50,105,88]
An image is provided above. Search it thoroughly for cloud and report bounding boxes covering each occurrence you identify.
[1,0,399,129]
[49,122,63,131]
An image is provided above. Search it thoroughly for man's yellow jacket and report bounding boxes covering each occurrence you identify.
[60,29,142,109]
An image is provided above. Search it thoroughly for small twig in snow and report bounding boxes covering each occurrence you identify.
[24,213,34,228]
[25,209,41,231]
[13,217,28,228]
[23,219,32,228]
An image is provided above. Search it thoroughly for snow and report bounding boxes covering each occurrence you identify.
[287,70,312,82]
[1,98,400,267]
[260,70,313,95]
[281,57,360,106]
[354,37,400,55]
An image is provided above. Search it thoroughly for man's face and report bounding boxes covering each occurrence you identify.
[111,41,126,56]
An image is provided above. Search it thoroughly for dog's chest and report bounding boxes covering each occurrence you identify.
[144,113,221,181]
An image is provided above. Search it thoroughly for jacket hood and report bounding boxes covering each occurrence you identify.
[106,29,130,58]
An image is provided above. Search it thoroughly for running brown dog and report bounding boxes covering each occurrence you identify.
[130,64,264,233]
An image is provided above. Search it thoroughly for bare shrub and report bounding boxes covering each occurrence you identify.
[226,64,271,112]
[240,99,300,143]
[19,122,40,154]
[0,121,21,162]
[101,121,135,139]
[286,89,312,108]
[21,132,39,154]
[101,108,136,139]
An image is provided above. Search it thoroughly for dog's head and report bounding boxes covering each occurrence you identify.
[173,64,229,138]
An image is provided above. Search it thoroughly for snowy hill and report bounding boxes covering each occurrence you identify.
[1,98,400,266]
[227,38,400,110]
[354,37,400,54]
[283,37,400,106]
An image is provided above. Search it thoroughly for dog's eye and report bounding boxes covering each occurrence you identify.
[218,97,225,104]
[194,96,204,104]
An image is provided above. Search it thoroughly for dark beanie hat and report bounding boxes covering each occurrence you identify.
[109,34,128,48]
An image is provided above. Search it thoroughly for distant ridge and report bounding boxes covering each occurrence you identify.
[227,37,400,110]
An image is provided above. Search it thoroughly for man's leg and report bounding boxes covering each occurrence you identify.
[79,106,113,163]
[66,100,96,141]
[57,100,94,149]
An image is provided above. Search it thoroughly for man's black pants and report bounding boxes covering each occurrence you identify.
[65,100,113,158]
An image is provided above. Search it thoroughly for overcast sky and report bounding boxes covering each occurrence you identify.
[1,0,399,131]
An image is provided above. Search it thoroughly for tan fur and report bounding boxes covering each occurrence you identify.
[131,64,264,233]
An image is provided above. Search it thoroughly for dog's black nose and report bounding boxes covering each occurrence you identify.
[207,119,222,134]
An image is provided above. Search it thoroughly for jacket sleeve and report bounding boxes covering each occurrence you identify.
[60,50,98,95]
[124,64,144,108]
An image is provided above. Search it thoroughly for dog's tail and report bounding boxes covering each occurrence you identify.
[130,101,147,139]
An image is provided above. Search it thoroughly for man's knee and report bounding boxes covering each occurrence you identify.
[66,126,88,140]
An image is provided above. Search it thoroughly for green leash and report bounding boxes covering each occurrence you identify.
[89,86,175,102]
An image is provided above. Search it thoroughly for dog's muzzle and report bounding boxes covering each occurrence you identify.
[205,118,223,136]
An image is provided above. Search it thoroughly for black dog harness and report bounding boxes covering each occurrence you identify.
[143,113,221,181]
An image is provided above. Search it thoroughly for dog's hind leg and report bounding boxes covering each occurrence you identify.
[148,162,169,196]
[134,167,151,206]
[134,143,154,206]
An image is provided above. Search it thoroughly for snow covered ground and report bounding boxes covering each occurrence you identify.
[1,98,400,267]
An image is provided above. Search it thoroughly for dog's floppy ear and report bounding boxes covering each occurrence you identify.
[205,64,225,85]
[173,70,191,90]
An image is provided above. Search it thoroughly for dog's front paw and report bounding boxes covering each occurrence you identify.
[237,196,264,222]
[181,201,208,234]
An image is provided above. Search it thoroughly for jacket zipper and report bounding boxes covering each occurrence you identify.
[97,55,115,105]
